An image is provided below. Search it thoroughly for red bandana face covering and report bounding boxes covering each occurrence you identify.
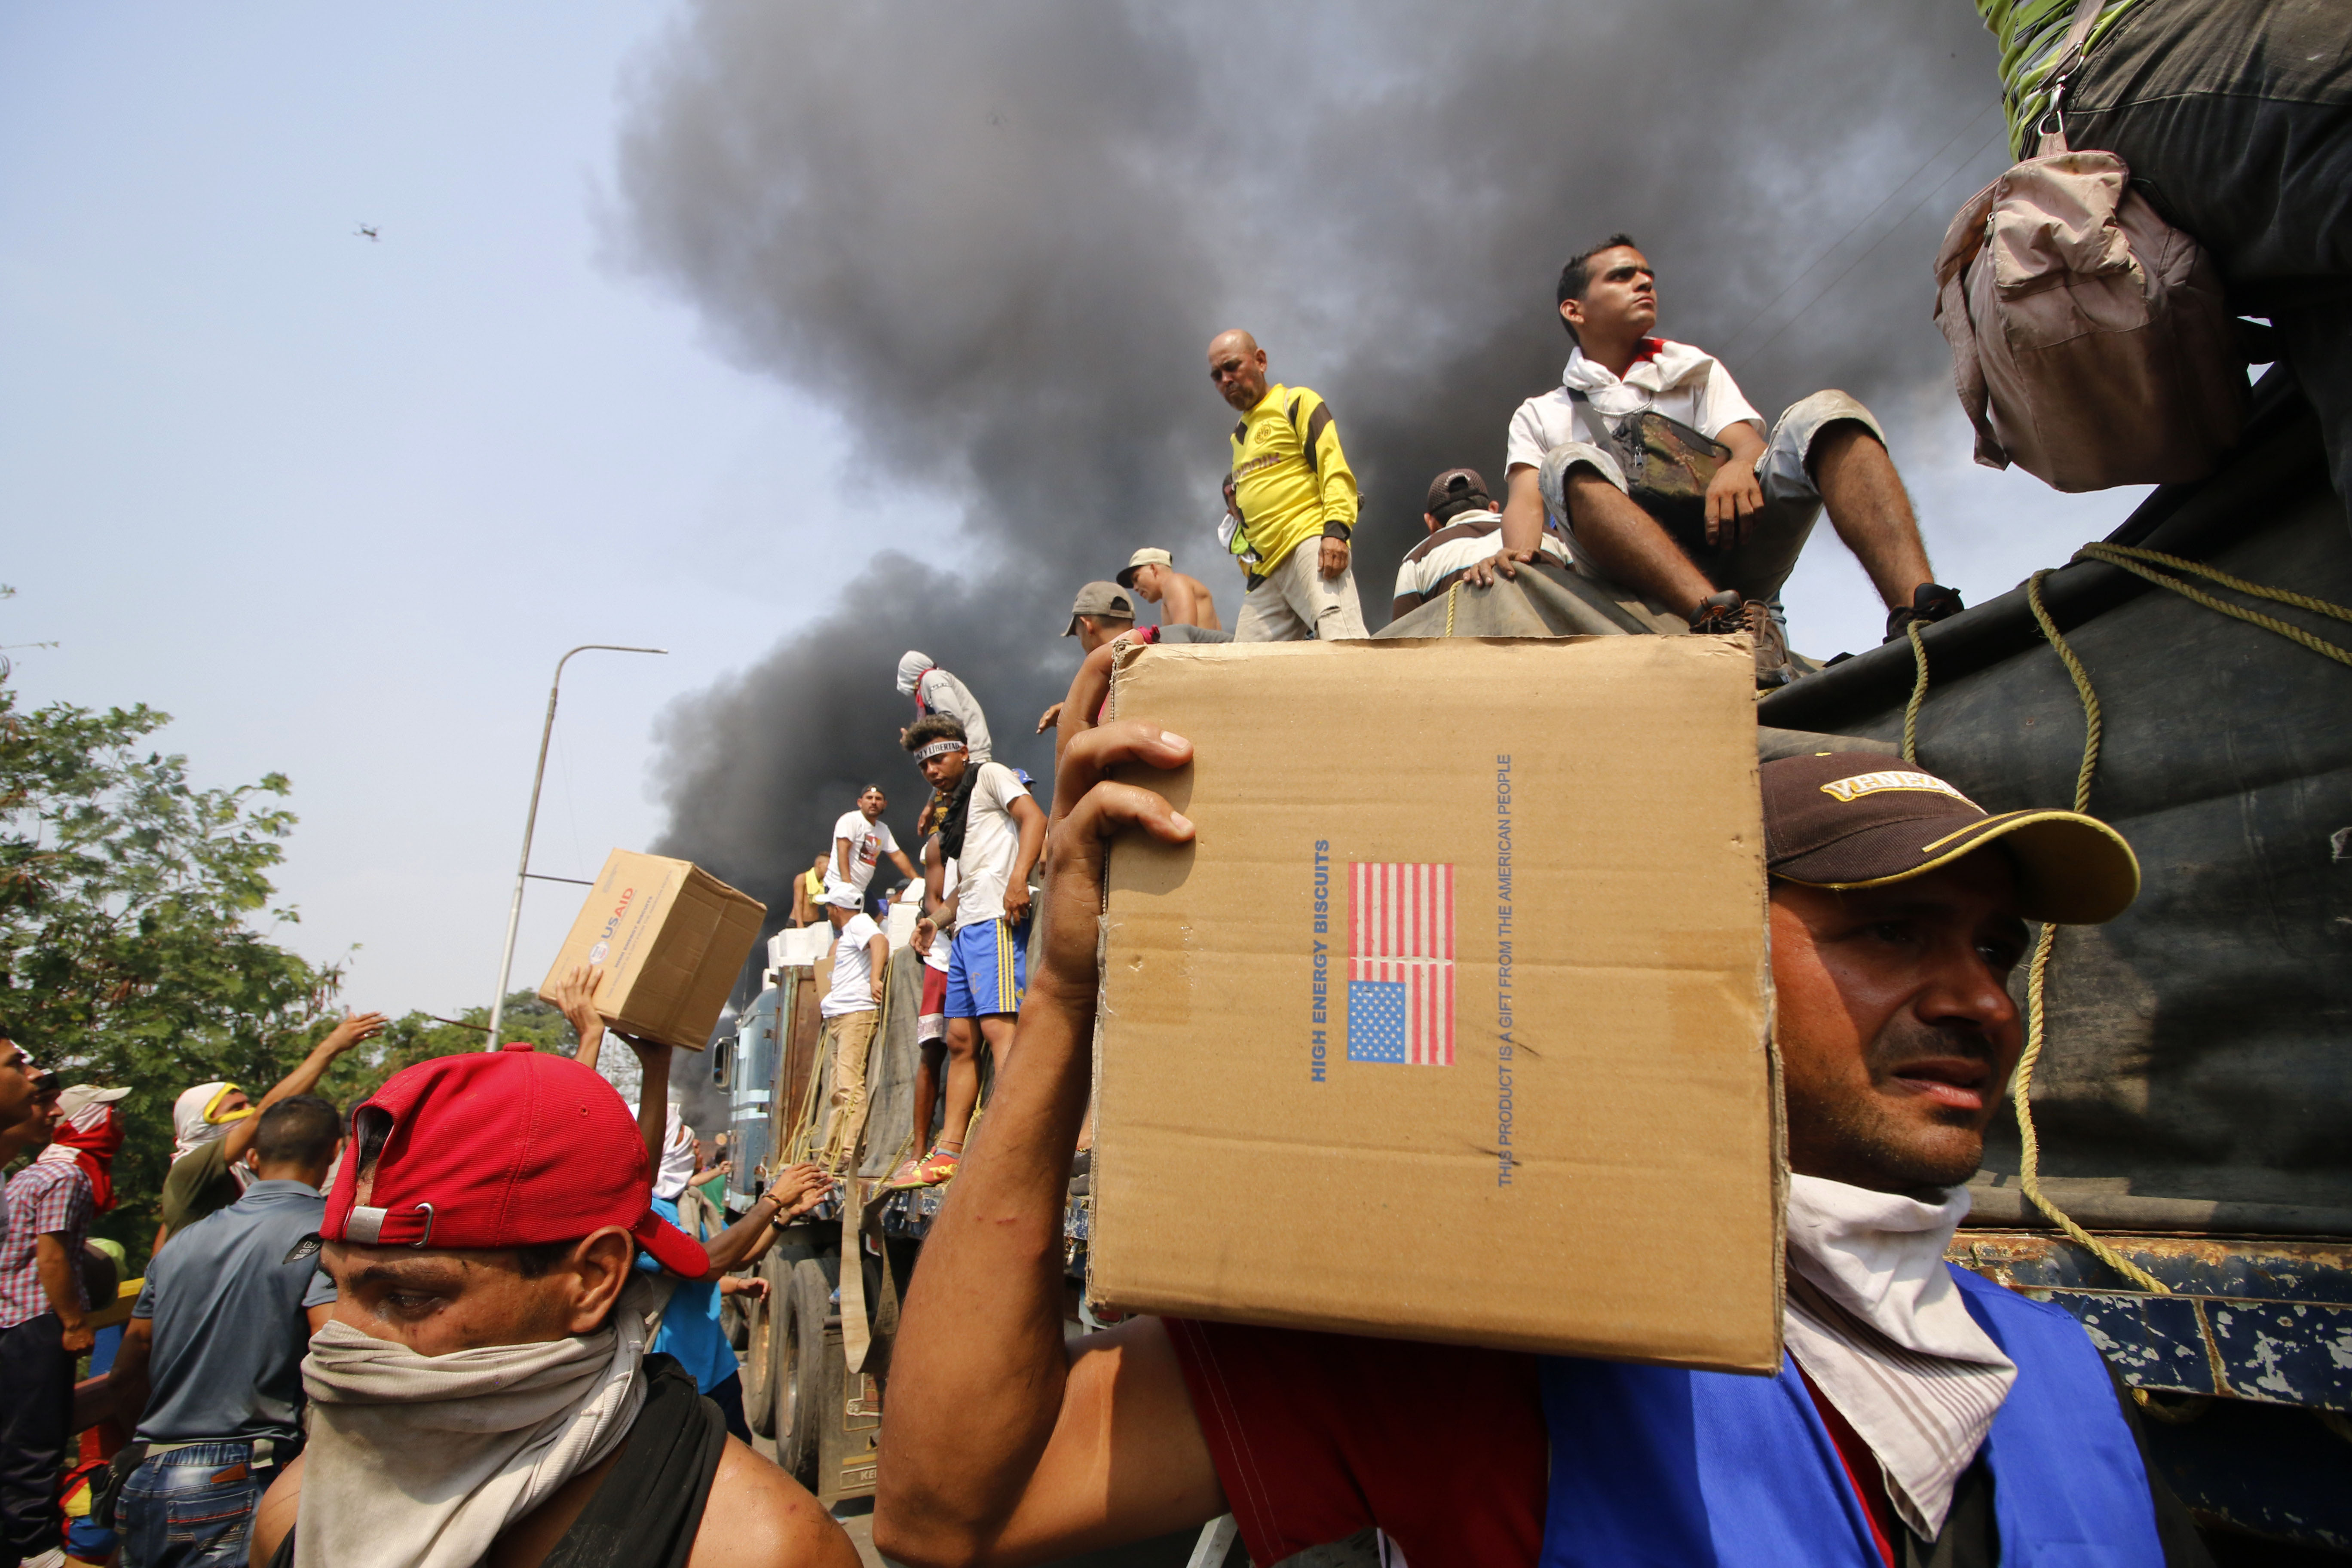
[45,1105,126,1213]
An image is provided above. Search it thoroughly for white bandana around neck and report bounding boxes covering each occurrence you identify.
[292,1274,664,1568]
[1782,1174,2018,1542]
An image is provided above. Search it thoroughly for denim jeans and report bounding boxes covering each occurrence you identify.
[119,1438,290,1568]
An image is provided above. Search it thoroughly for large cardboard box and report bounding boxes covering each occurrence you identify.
[1093,635,1782,1372]
[539,850,766,1052]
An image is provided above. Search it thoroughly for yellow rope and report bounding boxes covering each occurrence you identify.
[2010,570,2167,1292]
[1444,581,1460,637]
[1901,621,1929,763]
[1902,542,2352,1294]
[2073,543,2352,667]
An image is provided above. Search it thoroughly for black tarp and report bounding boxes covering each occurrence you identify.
[1761,380,2352,1236]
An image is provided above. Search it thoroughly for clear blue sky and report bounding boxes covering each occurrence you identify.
[1,3,952,1016]
[3,4,2147,1020]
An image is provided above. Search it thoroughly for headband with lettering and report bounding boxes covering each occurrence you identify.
[915,739,966,762]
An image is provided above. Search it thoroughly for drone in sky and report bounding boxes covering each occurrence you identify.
[355,224,380,241]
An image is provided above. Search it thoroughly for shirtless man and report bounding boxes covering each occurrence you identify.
[1116,549,1221,631]
[248,1044,856,1568]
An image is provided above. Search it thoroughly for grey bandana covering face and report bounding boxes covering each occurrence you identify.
[1782,1175,2018,1540]
[292,1275,665,1568]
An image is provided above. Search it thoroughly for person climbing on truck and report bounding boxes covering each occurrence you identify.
[815,891,890,1175]
[1117,548,1223,632]
[1209,330,1370,642]
[895,652,994,763]
[896,715,1047,1188]
[1391,466,1570,619]
[1038,582,1232,733]
[1971,0,2352,510]
[873,731,2214,1568]
[1497,236,1963,686]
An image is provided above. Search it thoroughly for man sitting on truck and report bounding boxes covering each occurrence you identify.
[1039,582,1233,734]
[1391,466,1570,620]
[897,715,1047,1188]
[1498,236,1963,685]
[873,734,2211,1568]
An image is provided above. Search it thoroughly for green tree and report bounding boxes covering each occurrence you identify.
[0,681,356,1262]
[0,677,614,1267]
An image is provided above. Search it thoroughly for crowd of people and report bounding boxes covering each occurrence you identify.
[0,6,2341,1564]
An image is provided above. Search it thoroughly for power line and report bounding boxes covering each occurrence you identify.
[1720,101,1999,362]
[1740,124,2008,366]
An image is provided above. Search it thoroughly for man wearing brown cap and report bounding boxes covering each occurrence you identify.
[248,1044,856,1568]
[1117,549,1222,633]
[1390,467,1573,620]
[1039,583,1230,734]
[876,738,2207,1568]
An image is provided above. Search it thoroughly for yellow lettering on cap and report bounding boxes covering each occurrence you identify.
[1819,771,1978,808]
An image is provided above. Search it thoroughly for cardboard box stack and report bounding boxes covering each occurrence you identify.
[1091,635,1783,1372]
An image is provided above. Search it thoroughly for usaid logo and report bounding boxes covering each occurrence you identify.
[588,886,636,965]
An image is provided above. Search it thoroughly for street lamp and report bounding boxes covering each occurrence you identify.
[484,643,668,1048]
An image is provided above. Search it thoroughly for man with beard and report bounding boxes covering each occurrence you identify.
[247,1045,857,1568]
[873,738,2209,1568]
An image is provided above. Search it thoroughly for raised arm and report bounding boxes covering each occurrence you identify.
[554,963,608,1072]
[629,1037,672,1170]
[1000,792,1049,926]
[697,1164,834,1278]
[874,723,1223,1568]
[224,1010,388,1166]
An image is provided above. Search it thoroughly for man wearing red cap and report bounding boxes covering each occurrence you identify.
[876,735,2208,1568]
[248,1043,858,1568]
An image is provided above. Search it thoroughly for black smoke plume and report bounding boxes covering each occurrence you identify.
[617,0,2010,910]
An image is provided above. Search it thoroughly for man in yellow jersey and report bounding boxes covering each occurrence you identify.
[1208,330,1369,641]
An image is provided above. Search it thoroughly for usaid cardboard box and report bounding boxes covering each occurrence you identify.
[1091,635,1783,1372]
[539,850,766,1052]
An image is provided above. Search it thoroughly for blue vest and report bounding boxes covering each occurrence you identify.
[1538,1266,2164,1566]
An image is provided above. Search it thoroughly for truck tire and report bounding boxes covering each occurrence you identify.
[739,1279,780,1437]
[777,1254,839,1490]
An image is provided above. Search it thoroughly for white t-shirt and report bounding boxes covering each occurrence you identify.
[822,913,885,1017]
[1504,340,1764,475]
[1390,510,1569,607]
[825,811,900,903]
[950,762,1031,930]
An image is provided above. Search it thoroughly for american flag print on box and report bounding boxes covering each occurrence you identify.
[1346,861,1456,1066]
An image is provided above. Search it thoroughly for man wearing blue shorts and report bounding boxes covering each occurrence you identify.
[900,715,1046,1186]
